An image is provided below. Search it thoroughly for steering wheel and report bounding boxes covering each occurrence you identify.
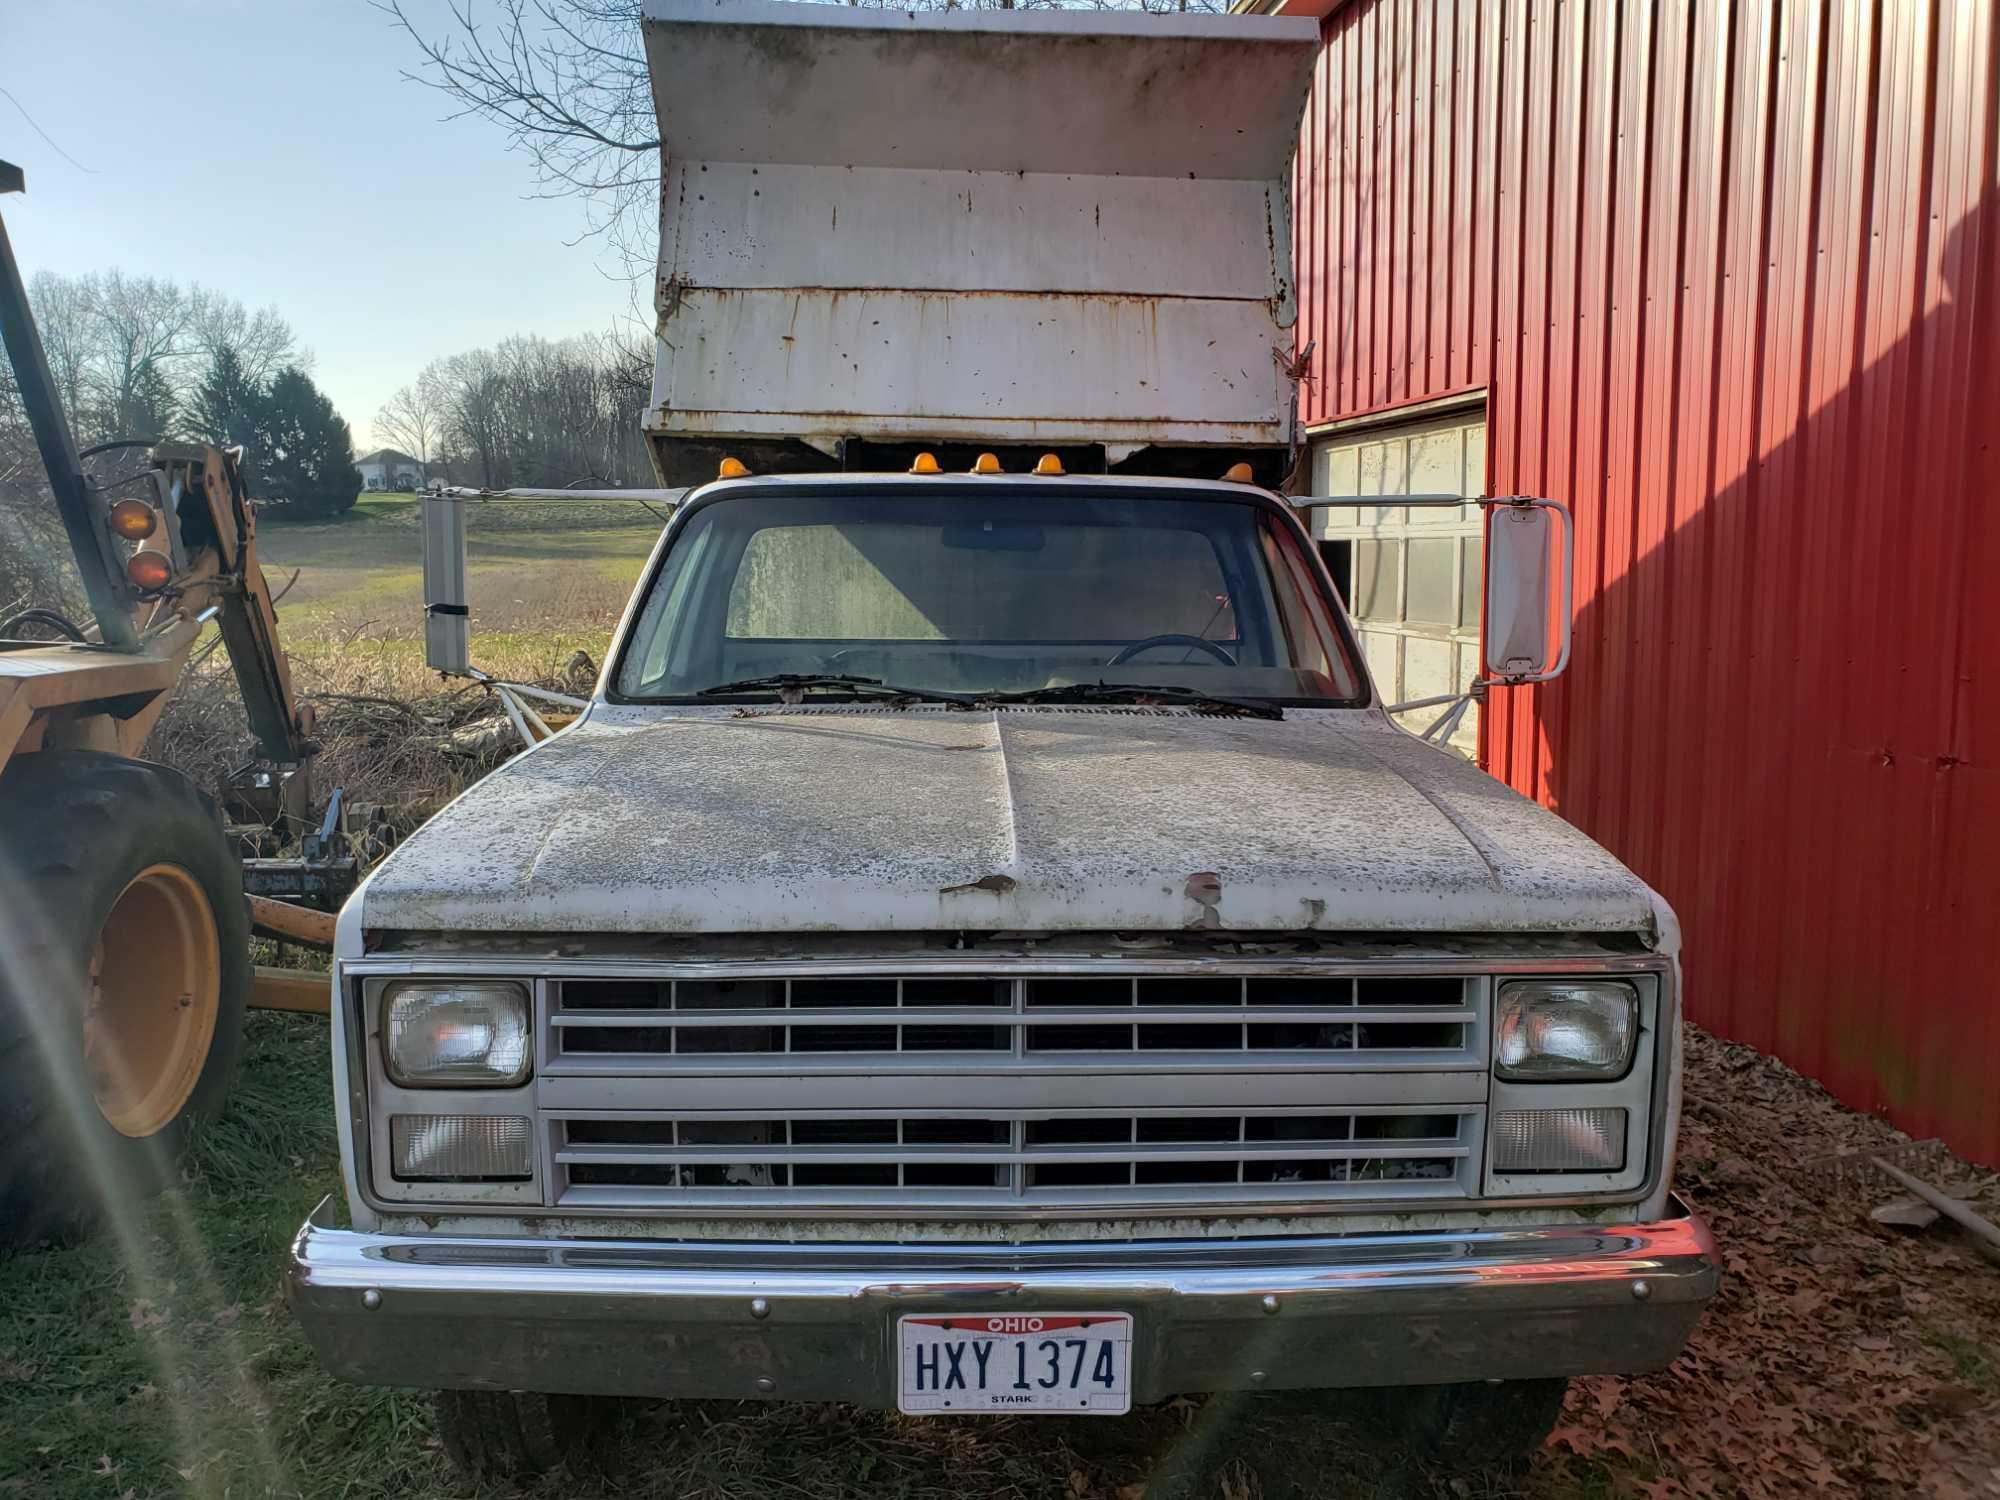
[1107,634,1236,666]
[816,647,870,673]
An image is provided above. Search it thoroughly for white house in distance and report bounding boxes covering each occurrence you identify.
[355,448,425,492]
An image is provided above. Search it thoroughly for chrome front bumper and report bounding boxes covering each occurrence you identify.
[285,1198,1718,1403]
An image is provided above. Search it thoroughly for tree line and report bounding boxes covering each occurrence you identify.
[374,329,653,490]
[21,269,360,516]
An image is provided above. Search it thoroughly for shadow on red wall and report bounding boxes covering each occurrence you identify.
[1529,193,2000,1163]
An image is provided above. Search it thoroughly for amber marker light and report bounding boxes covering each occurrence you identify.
[108,498,158,539]
[127,552,171,590]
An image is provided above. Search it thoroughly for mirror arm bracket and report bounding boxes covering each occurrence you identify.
[1298,492,1574,730]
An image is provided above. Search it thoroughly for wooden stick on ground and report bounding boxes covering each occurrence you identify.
[246,893,335,949]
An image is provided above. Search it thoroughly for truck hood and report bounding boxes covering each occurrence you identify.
[355,705,1664,940]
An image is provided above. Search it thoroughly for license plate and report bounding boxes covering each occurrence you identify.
[897,1312,1133,1415]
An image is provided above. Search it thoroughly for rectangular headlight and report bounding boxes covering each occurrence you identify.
[390,1114,534,1181]
[1494,980,1637,1081]
[383,981,531,1087]
[1492,1108,1627,1172]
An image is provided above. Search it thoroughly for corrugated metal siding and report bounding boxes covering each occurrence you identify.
[1293,0,2000,1163]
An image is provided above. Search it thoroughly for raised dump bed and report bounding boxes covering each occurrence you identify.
[640,0,1319,484]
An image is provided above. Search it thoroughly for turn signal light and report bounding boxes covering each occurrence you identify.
[1033,454,1065,476]
[1491,1108,1627,1173]
[717,456,750,479]
[390,1114,534,1182]
[908,452,942,474]
[126,552,171,590]
[1221,462,1255,484]
[970,453,1003,475]
[108,498,158,540]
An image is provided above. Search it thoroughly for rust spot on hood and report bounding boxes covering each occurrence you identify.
[1184,870,1223,929]
[941,873,1017,896]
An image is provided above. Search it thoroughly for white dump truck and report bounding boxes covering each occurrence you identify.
[287,0,1716,1480]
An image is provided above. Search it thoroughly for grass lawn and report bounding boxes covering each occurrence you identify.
[0,1015,1429,1500]
[0,1015,440,1500]
[255,491,663,693]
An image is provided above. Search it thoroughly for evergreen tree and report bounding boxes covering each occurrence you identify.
[186,345,260,455]
[114,356,179,442]
[253,367,362,517]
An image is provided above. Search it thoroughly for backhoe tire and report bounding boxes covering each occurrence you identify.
[0,751,249,1249]
[433,1390,612,1481]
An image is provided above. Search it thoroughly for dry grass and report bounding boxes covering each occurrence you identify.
[145,493,662,817]
[260,492,657,689]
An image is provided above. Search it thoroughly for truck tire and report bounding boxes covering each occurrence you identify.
[0,751,249,1247]
[432,1391,609,1480]
[1378,1377,1568,1472]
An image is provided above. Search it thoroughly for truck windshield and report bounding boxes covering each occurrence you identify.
[612,488,1367,706]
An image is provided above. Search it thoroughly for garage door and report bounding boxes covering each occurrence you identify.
[1309,403,1486,756]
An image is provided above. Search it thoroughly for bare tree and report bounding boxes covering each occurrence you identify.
[91,271,196,432]
[375,378,444,463]
[432,347,509,487]
[381,0,661,275]
[189,287,310,383]
[18,270,318,448]
[26,270,98,436]
[416,329,652,488]
[381,0,1225,277]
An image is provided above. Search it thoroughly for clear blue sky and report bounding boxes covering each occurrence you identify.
[2,0,640,446]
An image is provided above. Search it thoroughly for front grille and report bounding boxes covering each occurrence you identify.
[550,1107,1481,1208]
[550,974,1476,1064]
[528,967,1492,1213]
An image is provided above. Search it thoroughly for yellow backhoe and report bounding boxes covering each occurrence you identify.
[0,159,336,1246]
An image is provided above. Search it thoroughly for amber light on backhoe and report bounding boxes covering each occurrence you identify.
[126,552,171,591]
[108,498,158,540]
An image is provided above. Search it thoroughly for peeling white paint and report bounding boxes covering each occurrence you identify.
[641,0,1319,460]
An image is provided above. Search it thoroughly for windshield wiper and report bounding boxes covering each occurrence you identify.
[975,682,1283,721]
[693,673,975,706]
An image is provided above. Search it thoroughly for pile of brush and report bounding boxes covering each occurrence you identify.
[147,650,596,842]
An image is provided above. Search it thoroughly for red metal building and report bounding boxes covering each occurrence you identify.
[1267,0,2000,1162]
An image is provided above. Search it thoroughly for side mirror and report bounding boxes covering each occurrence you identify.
[1483,498,1572,684]
[1288,490,1574,745]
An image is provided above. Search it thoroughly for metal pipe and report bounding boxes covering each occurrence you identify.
[1873,1158,2000,1260]
[0,165,137,647]
[429,484,684,505]
[515,695,555,741]
[493,684,539,751]
[494,681,588,711]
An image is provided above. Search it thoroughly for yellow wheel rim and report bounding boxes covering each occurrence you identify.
[83,863,221,1139]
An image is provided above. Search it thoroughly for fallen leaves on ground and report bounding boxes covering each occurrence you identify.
[1536,1027,2000,1499]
